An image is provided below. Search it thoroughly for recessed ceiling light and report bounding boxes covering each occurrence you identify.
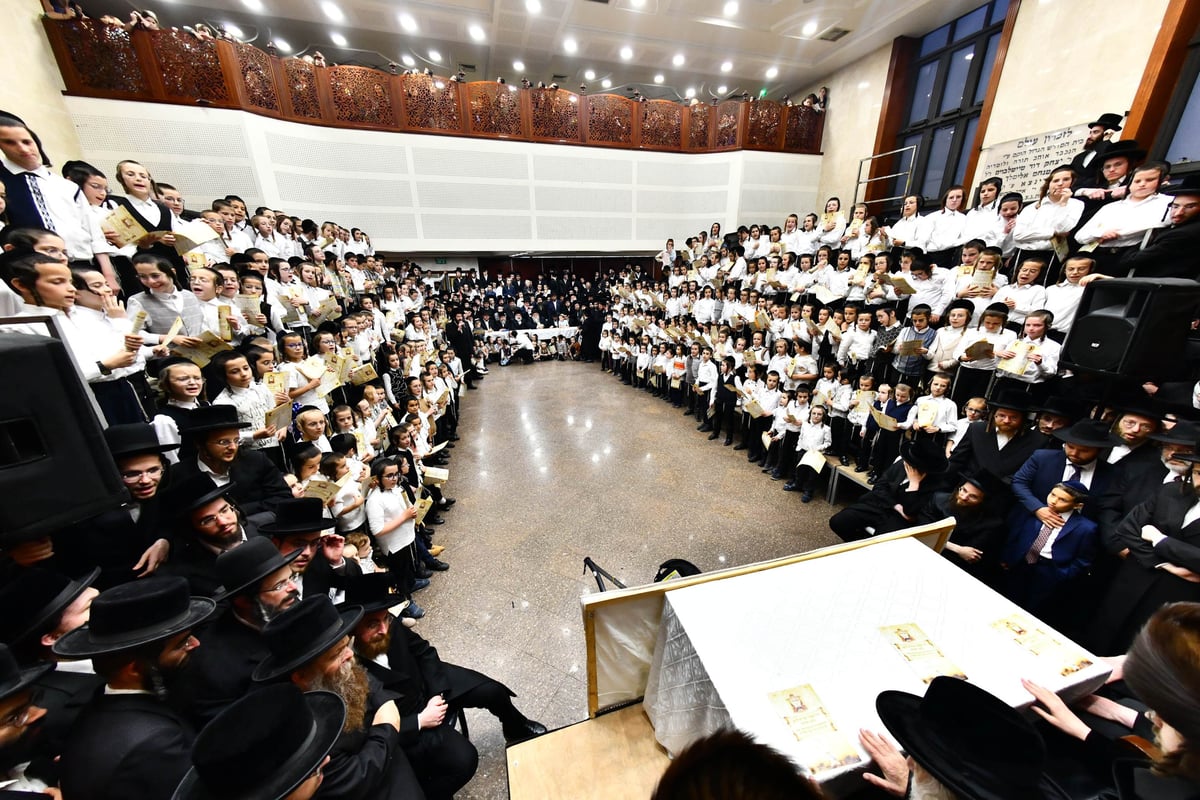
[320,1,343,22]
[563,37,578,54]
[801,20,818,37]
[401,54,415,66]
[630,0,645,7]
[685,87,696,98]
[601,78,612,89]
[765,66,778,79]
[468,23,486,42]
[717,84,727,94]
[428,49,441,62]
[330,32,347,46]
[653,74,664,84]
[857,80,870,89]
[672,53,685,67]
[582,69,593,80]
[619,45,633,61]
[723,1,738,17]
[513,59,525,71]
[224,23,244,38]
[526,0,541,13]
[241,0,263,11]
[273,38,291,52]
[398,12,417,32]
[720,60,733,73]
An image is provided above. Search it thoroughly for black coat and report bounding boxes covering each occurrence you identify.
[1116,221,1200,281]
[303,554,363,602]
[181,608,268,727]
[947,422,1048,483]
[59,692,194,800]
[1097,459,1171,556]
[173,451,292,519]
[54,498,167,591]
[165,522,261,598]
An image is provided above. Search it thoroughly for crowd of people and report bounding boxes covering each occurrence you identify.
[1,101,1199,800]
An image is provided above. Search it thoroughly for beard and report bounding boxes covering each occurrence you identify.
[308,659,370,733]
[357,629,391,661]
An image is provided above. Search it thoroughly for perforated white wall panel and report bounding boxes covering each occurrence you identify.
[64,97,820,253]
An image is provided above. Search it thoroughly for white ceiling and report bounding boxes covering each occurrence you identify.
[87,0,984,101]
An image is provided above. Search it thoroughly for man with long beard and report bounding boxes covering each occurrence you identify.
[53,577,215,800]
[182,538,302,727]
[253,595,424,799]
[919,471,1006,586]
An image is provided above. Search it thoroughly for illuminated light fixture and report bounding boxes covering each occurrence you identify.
[224,22,244,38]
[619,45,633,60]
[801,20,818,36]
[273,38,291,52]
[468,23,486,41]
[330,31,347,46]
[526,0,541,13]
[584,69,595,80]
[723,1,738,16]
[720,60,732,73]
[398,12,417,32]
[320,1,343,22]
[717,84,727,94]
[513,59,525,71]
[630,0,645,6]
[601,78,612,88]
[401,53,415,66]
[685,86,696,98]
[434,80,445,89]
[241,0,263,11]
[428,49,441,61]
[653,73,664,83]
[765,66,778,79]
[672,53,685,67]
[758,87,767,98]
[563,37,578,54]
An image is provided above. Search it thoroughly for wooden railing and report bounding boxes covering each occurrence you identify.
[42,17,824,155]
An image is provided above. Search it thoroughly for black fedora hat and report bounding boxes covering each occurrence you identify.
[1109,399,1161,423]
[1100,139,1145,164]
[1087,113,1123,131]
[253,595,362,682]
[987,385,1035,414]
[163,473,234,519]
[173,685,344,800]
[962,468,1006,498]
[105,423,180,458]
[900,436,948,474]
[1053,420,1121,449]
[1036,395,1082,422]
[0,566,100,646]
[0,643,53,702]
[214,538,302,602]
[877,677,1055,800]
[53,576,215,659]
[336,572,408,614]
[180,405,251,436]
[258,498,330,537]
[1162,173,1200,197]
[1150,420,1200,446]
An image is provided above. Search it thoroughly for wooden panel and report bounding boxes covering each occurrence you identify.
[715,100,744,149]
[466,81,523,137]
[867,36,920,207]
[1123,0,1200,148]
[640,101,683,150]
[507,704,669,800]
[960,0,1023,197]
[584,94,635,145]
[746,100,784,149]
[146,29,229,105]
[530,88,582,142]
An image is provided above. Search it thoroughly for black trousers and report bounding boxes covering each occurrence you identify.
[403,722,478,800]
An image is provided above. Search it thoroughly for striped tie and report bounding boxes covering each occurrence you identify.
[1025,522,1054,564]
[26,173,55,232]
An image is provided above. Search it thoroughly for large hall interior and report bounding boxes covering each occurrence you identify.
[2,0,1200,798]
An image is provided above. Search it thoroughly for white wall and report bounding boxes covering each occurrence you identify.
[63,96,820,254]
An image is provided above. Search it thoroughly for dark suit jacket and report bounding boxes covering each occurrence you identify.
[59,692,194,800]
[54,498,166,591]
[303,554,363,602]
[1097,460,1171,555]
[173,451,292,519]
[165,521,261,597]
[947,422,1048,482]
[1010,450,1114,521]
[1117,220,1200,281]
[1002,512,1099,583]
[31,668,105,765]
[181,608,268,727]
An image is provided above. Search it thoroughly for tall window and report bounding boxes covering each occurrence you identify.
[1155,25,1200,172]
[894,0,1008,202]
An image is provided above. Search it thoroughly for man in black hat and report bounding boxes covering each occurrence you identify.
[164,473,262,597]
[830,436,949,541]
[919,471,1007,584]
[172,405,292,527]
[948,388,1047,483]
[253,595,424,800]
[261,497,361,603]
[1075,161,1170,275]
[1034,395,1082,437]
[0,643,55,796]
[0,568,102,777]
[52,423,177,590]
[345,575,546,772]
[1070,112,1123,184]
[1106,402,1162,469]
[54,576,215,800]
[1108,172,1200,280]
[182,538,302,726]
[1012,419,1118,525]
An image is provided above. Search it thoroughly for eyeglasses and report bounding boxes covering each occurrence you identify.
[196,503,234,528]
[1168,202,1200,211]
[211,438,239,448]
[381,472,400,480]
[121,465,164,482]
[259,572,299,594]
[0,700,35,729]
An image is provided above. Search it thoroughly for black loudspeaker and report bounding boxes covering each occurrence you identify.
[0,333,126,544]
[1062,278,1200,379]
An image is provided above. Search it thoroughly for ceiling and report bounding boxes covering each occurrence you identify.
[83,0,984,102]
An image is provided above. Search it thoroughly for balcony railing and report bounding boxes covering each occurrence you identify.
[42,17,824,155]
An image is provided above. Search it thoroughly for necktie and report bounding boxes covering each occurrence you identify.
[1068,466,1081,483]
[1026,523,1055,564]
[25,173,55,232]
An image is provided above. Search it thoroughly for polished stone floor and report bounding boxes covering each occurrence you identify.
[416,361,843,799]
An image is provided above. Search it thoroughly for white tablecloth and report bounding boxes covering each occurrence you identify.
[480,326,578,341]
[643,538,1110,791]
